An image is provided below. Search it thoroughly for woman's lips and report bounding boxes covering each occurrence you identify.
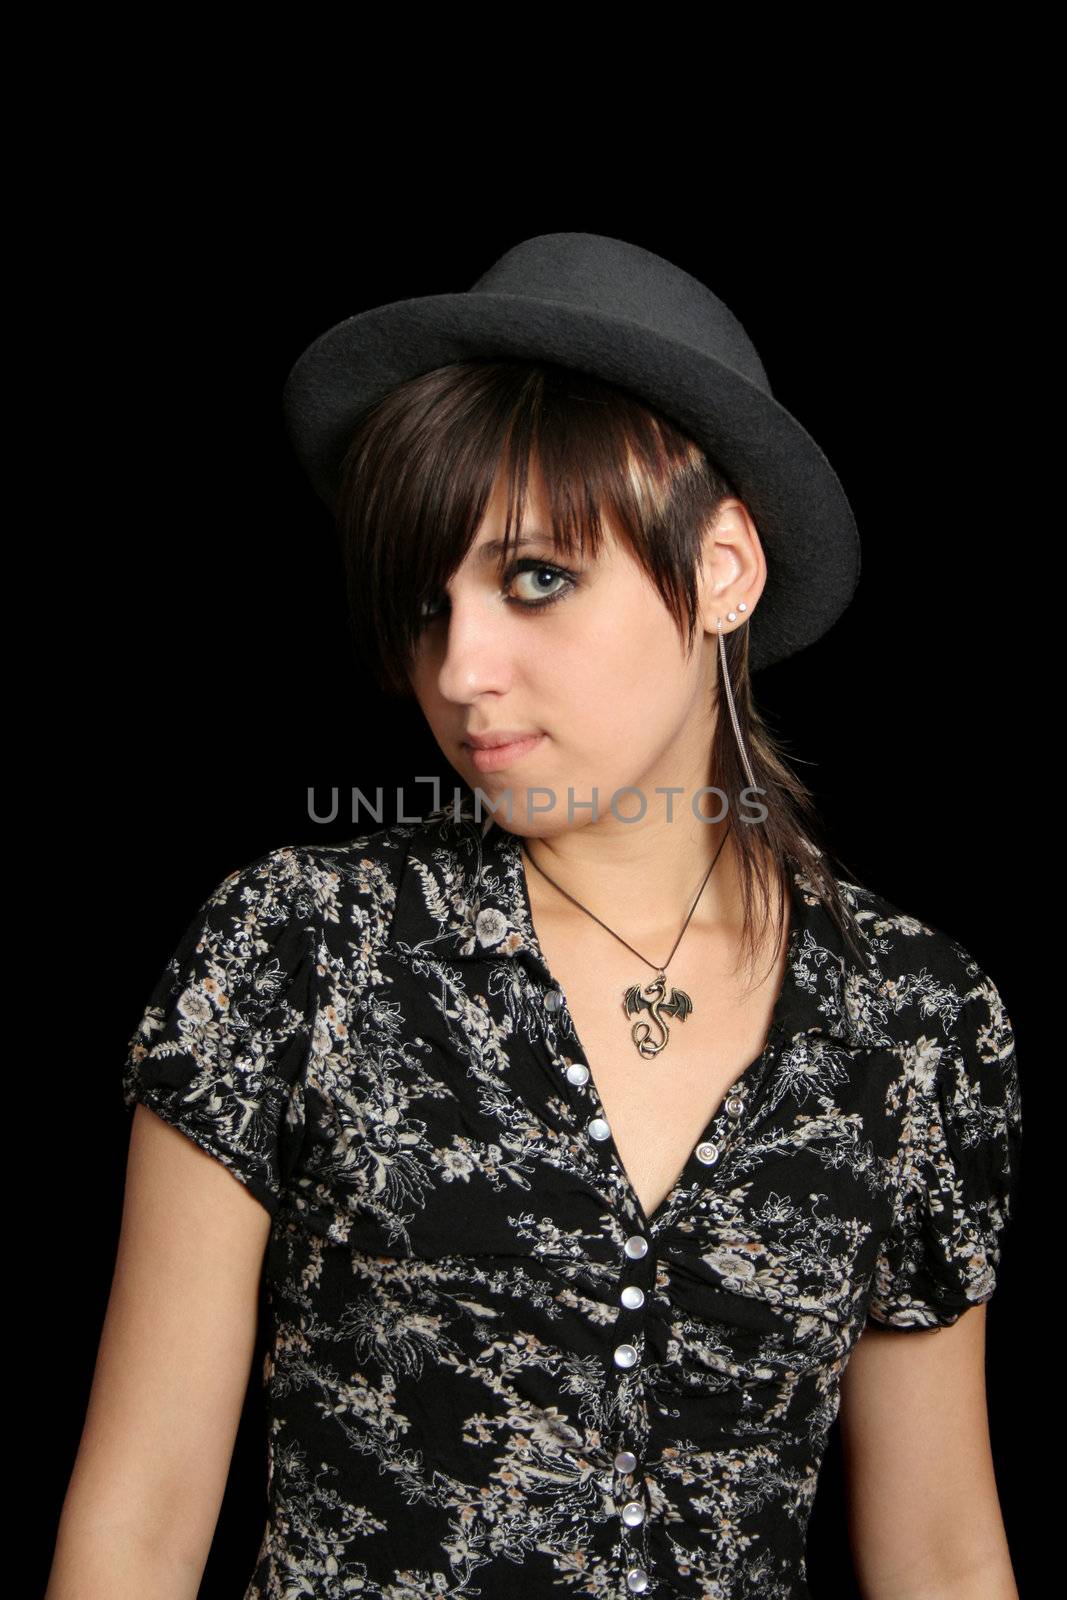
[466,733,545,773]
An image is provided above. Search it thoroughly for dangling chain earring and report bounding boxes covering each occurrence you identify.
[716,604,757,792]
[518,602,761,1061]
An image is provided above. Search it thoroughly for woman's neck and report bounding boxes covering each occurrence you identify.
[521,818,771,951]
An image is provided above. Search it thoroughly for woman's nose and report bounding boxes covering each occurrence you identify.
[432,590,516,701]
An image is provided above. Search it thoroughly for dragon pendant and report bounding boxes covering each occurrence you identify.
[623,971,694,1058]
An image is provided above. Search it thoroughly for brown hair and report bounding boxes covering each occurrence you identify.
[334,360,870,980]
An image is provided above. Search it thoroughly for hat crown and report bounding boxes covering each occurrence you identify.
[469,232,772,395]
[282,230,861,672]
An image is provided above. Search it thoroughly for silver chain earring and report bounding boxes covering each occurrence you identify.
[716,605,758,793]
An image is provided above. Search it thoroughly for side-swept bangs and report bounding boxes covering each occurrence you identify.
[335,361,737,698]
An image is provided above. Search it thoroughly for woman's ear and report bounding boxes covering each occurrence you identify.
[696,499,767,636]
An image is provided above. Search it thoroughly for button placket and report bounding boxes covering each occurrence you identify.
[541,981,661,1589]
[545,987,630,1218]
[691,1077,750,1170]
[543,984,646,1229]
[660,1071,766,1230]
[705,1075,754,1166]
[607,1224,658,1585]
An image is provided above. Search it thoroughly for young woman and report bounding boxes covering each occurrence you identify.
[49,235,1022,1600]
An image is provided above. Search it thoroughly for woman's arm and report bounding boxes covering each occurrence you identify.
[838,1304,1017,1599]
[46,1105,273,1599]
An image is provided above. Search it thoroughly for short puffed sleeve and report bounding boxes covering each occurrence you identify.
[121,847,322,1219]
[867,961,1023,1330]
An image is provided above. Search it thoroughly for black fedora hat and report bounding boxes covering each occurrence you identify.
[282,231,861,674]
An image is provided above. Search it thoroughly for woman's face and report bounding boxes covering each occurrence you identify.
[406,468,760,836]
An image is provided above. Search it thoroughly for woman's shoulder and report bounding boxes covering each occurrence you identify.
[833,868,992,977]
[811,863,1013,1051]
[237,812,454,929]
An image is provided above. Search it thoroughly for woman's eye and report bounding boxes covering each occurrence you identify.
[506,561,573,604]
[416,560,576,628]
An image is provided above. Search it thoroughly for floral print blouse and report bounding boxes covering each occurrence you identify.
[121,800,1022,1600]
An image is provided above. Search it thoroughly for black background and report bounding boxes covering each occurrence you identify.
[37,134,1042,1599]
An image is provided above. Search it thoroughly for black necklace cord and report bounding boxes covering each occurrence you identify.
[521,821,733,974]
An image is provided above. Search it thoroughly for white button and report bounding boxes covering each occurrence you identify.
[622,1499,646,1526]
[614,1448,637,1473]
[725,1094,745,1117]
[544,989,564,1012]
[588,1117,611,1141]
[621,1285,645,1309]
[627,1569,649,1594]
[566,1063,590,1085]
[696,1141,719,1165]
[624,1234,648,1259]
[613,1343,639,1369]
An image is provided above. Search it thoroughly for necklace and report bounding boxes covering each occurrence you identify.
[521,823,733,1059]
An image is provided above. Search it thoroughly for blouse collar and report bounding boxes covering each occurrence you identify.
[386,799,871,1047]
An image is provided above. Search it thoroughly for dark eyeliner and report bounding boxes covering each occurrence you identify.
[502,558,577,609]
[415,558,577,630]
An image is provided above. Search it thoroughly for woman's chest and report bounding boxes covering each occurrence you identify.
[530,920,789,1224]
[300,935,901,1324]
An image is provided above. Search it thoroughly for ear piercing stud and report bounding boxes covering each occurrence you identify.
[715,601,748,629]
